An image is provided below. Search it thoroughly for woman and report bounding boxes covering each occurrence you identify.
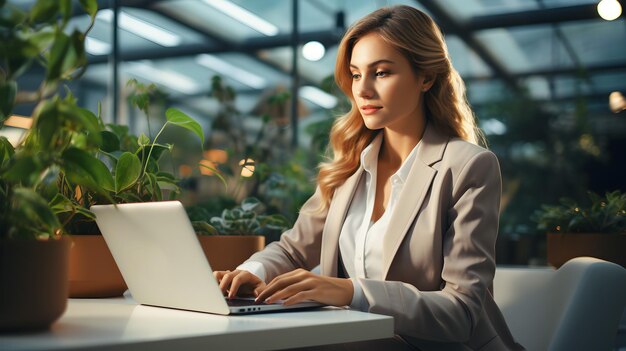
[216,5,523,351]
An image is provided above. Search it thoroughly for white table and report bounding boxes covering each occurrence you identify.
[0,297,394,350]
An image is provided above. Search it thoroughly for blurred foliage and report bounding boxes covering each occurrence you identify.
[0,0,99,240]
[198,76,322,230]
[57,80,205,235]
[479,88,605,237]
[533,190,626,234]
[189,197,291,243]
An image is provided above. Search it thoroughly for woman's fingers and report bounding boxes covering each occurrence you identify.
[217,270,236,295]
[256,269,309,302]
[255,269,353,307]
[215,270,265,298]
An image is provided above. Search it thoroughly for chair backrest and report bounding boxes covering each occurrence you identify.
[493,256,626,351]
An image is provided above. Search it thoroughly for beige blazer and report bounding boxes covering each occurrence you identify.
[246,125,524,351]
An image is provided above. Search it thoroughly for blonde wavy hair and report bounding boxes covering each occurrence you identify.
[317,5,485,210]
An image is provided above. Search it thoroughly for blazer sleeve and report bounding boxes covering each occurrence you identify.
[357,150,502,342]
[243,187,328,282]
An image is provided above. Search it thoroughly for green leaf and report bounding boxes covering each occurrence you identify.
[26,30,56,55]
[46,31,71,82]
[13,187,61,235]
[138,133,150,147]
[79,0,98,18]
[146,172,161,201]
[33,99,58,148]
[115,152,141,193]
[100,130,120,152]
[0,80,17,122]
[1,154,43,185]
[62,147,114,193]
[240,197,262,212]
[59,0,71,25]
[155,171,176,182]
[66,30,87,77]
[48,193,74,214]
[29,0,59,24]
[59,104,102,146]
[198,162,227,189]
[0,136,15,168]
[0,4,26,28]
[165,108,204,145]
[192,221,219,236]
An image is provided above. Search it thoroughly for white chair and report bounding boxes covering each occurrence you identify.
[493,256,626,351]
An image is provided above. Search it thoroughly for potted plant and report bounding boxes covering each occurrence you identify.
[58,79,205,298]
[534,190,626,268]
[0,0,102,331]
[187,197,291,271]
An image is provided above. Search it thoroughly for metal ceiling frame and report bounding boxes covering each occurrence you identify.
[84,0,624,105]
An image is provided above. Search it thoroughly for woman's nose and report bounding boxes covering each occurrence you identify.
[355,80,374,99]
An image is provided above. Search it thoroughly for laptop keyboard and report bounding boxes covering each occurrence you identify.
[226,298,277,307]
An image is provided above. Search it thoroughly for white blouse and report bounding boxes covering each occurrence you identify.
[238,133,420,309]
[340,133,419,309]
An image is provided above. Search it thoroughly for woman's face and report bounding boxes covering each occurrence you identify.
[350,32,429,132]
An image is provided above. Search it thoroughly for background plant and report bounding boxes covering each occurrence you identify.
[55,79,205,234]
[533,190,626,234]
[0,0,101,240]
[188,197,290,243]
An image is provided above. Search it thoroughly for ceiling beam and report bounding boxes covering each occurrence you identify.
[414,0,521,93]
[87,29,342,63]
[463,61,626,81]
[465,4,601,31]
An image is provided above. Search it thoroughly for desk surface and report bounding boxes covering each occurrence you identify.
[1,297,394,350]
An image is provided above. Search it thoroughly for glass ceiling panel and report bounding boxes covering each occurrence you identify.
[258,45,338,85]
[70,7,208,57]
[466,79,509,105]
[439,0,597,19]
[559,20,626,67]
[446,36,492,78]
[476,24,574,74]
[154,0,271,42]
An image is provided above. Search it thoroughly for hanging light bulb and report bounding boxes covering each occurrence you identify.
[609,91,626,113]
[302,41,326,62]
[597,0,622,21]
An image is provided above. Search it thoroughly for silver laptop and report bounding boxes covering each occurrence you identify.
[91,201,323,315]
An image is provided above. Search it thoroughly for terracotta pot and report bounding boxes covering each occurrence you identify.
[0,237,70,332]
[198,235,265,271]
[547,232,626,268]
[68,235,127,298]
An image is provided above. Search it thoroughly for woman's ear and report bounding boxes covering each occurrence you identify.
[421,74,435,92]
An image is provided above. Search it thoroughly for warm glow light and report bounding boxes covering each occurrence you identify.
[239,158,255,177]
[179,164,193,177]
[1,115,32,147]
[302,41,325,61]
[203,149,228,163]
[199,159,218,175]
[597,0,622,21]
[609,91,626,113]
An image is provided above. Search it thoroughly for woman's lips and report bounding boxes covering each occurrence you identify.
[360,105,382,115]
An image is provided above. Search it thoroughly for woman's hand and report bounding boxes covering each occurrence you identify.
[213,270,266,299]
[255,268,354,307]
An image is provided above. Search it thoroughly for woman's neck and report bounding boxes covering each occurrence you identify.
[379,119,425,167]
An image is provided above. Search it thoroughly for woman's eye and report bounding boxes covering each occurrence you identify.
[375,71,388,77]
[351,73,361,80]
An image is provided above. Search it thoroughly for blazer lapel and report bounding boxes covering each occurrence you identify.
[319,166,363,277]
[381,125,448,278]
